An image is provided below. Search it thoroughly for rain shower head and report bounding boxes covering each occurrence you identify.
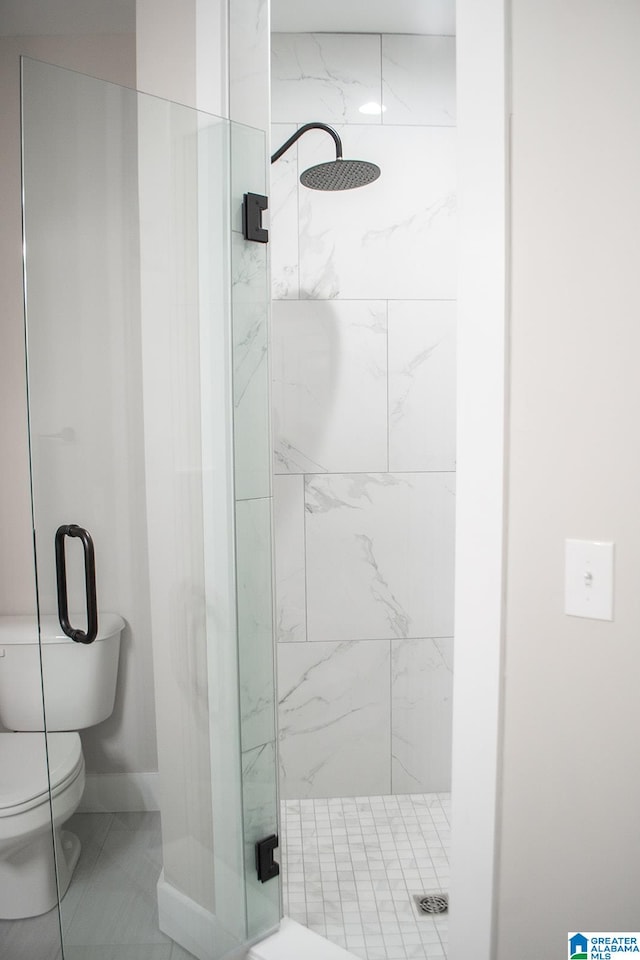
[300,158,380,191]
[271,122,381,192]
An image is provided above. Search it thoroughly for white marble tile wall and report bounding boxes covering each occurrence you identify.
[382,36,456,127]
[271,123,300,300]
[273,475,306,643]
[391,639,454,795]
[305,473,455,643]
[271,34,383,125]
[272,300,387,473]
[388,301,456,473]
[297,125,456,301]
[278,640,392,798]
[270,32,456,800]
[230,0,270,132]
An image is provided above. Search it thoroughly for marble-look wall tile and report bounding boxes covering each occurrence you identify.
[232,233,271,501]
[388,300,456,472]
[231,121,266,236]
[270,31,458,801]
[271,123,300,299]
[298,126,456,300]
[382,35,456,126]
[391,637,453,793]
[236,497,275,752]
[274,475,307,642]
[271,33,382,125]
[305,473,455,642]
[229,0,269,132]
[242,741,280,937]
[278,639,391,798]
[272,299,387,473]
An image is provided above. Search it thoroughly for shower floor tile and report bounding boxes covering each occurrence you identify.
[280,793,450,960]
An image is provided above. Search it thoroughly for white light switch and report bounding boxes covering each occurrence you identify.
[565,539,614,621]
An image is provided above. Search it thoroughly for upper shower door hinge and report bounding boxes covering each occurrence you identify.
[242,192,269,243]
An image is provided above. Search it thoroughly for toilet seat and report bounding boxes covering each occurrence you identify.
[0,732,84,817]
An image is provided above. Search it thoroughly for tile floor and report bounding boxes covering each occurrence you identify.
[2,796,449,960]
[0,812,195,960]
[280,793,450,960]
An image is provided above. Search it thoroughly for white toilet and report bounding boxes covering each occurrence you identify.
[0,613,123,919]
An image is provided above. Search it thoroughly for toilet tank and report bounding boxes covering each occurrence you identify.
[0,613,124,731]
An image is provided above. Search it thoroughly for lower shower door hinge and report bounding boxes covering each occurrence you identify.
[243,192,269,243]
[255,834,279,883]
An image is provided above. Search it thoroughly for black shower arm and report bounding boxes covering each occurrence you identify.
[270,122,343,164]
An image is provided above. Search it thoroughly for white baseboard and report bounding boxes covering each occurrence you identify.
[78,772,161,812]
[248,918,359,960]
[157,872,248,960]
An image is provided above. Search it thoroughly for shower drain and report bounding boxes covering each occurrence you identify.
[415,893,449,915]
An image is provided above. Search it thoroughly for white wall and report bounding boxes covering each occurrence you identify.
[497,0,640,952]
[0,31,135,615]
[0,27,163,787]
[270,32,457,799]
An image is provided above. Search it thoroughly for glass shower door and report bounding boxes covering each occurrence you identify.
[20,57,279,960]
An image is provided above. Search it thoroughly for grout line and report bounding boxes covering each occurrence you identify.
[281,793,450,959]
[272,298,458,303]
[379,33,384,127]
[295,121,301,298]
[302,473,309,642]
[386,299,390,474]
[389,636,394,796]
[275,469,457,477]
[276,635,454,645]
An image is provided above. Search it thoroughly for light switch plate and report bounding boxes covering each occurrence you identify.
[565,539,614,621]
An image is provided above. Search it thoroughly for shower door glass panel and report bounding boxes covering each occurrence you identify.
[230,123,280,939]
[21,57,279,960]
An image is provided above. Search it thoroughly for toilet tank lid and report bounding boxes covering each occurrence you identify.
[0,731,82,810]
[0,613,124,645]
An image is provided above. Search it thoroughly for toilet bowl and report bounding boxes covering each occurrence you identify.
[0,613,123,919]
[0,732,85,919]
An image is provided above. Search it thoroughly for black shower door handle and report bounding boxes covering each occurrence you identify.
[54,524,98,644]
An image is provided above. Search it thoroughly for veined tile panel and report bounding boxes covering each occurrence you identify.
[274,474,307,642]
[305,473,455,642]
[236,497,276,752]
[242,741,281,938]
[278,639,391,798]
[272,299,387,474]
[298,126,456,300]
[392,637,454,794]
[271,123,300,300]
[388,300,456,472]
[230,0,269,132]
[271,33,382,125]
[382,35,456,126]
[232,232,271,501]
[231,121,266,236]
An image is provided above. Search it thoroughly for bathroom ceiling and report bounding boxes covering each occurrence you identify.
[0,0,135,36]
[271,0,456,35]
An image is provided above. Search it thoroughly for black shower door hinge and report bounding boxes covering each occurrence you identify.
[243,192,269,243]
[255,833,279,883]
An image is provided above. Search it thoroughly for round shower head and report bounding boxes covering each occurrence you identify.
[300,158,381,192]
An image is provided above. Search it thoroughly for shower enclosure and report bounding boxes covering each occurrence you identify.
[12,57,279,959]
